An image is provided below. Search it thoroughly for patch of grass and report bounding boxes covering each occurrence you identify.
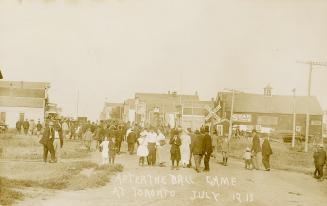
[228,138,321,173]
[0,161,123,205]
[0,187,24,206]
[0,136,90,160]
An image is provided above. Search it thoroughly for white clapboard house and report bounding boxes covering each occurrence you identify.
[0,81,50,128]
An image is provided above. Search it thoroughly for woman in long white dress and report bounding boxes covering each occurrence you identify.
[180,130,191,167]
[99,136,110,165]
[156,129,167,167]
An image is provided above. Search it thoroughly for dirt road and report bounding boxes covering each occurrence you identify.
[18,143,327,206]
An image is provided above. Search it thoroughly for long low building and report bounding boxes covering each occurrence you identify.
[216,85,324,137]
[0,81,50,128]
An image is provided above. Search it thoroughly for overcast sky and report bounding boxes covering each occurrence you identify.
[1,0,327,120]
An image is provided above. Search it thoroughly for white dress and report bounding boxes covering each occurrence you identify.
[156,133,167,164]
[100,140,109,158]
[137,137,149,157]
[180,134,191,165]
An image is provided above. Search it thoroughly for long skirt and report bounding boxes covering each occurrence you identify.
[180,144,190,165]
[170,146,181,161]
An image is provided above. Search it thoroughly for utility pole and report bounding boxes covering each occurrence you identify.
[292,88,296,148]
[224,89,242,140]
[228,90,235,141]
[76,89,79,118]
[297,60,327,152]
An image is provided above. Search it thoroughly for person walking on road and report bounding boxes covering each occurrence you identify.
[137,133,149,166]
[146,128,157,166]
[221,135,230,166]
[203,127,213,171]
[262,135,273,171]
[53,124,63,162]
[23,119,30,135]
[180,130,191,168]
[156,129,167,167]
[251,129,262,170]
[313,144,326,181]
[192,130,204,173]
[100,136,110,165]
[127,129,137,154]
[169,130,182,170]
[39,121,56,163]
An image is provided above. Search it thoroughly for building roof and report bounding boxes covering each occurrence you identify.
[219,92,323,115]
[0,81,49,108]
[135,92,200,112]
[0,81,50,89]
[105,102,123,107]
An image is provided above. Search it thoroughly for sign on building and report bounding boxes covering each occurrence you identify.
[232,114,252,122]
[311,120,322,126]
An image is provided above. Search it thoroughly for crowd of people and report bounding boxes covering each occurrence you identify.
[17,117,325,179]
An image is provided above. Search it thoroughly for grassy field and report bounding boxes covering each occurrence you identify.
[0,132,89,160]
[0,133,123,206]
[228,137,326,174]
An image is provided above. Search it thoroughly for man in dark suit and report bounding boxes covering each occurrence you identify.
[251,129,262,170]
[191,130,204,173]
[40,121,56,163]
[127,129,137,154]
[314,144,326,181]
[203,126,213,172]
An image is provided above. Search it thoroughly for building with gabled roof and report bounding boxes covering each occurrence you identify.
[0,80,50,128]
[216,85,323,137]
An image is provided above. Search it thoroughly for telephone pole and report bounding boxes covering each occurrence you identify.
[292,88,296,148]
[296,60,327,152]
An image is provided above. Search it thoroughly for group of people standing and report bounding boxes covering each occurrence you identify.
[16,119,43,135]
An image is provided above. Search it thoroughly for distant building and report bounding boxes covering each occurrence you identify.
[216,85,324,137]
[100,102,124,121]
[123,91,212,130]
[0,81,50,128]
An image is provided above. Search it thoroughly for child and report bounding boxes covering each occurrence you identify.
[109,138,117,165]
[243,147,252,170]
[137,134,149,166]
[99,136,110,165]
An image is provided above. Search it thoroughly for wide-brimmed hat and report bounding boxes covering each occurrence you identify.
[246,147,250,151]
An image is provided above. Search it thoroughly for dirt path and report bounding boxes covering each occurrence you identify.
[18,143,327,206]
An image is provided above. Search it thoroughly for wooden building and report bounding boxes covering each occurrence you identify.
[216,85,323,137]
[0,81,50,128]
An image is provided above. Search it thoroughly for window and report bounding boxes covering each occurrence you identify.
[0,112,5,123]
[216,125,224,136]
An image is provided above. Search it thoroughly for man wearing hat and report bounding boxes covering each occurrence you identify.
[203,126,213,172]
[39,121,56,163]
[251,129,262,170]
[191,130,204,173]
[313,144,326,181]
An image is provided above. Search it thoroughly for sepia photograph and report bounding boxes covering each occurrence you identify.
[0,0,326,205]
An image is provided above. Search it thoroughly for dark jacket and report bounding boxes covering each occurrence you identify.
[203,133,213,154]
[191,134,204,155]
[127,131,137,143]
[39,127,55,145]
[314,150,327,166]
[252,135,261,153]
[262,139,272,156]
[169,136,181,154]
